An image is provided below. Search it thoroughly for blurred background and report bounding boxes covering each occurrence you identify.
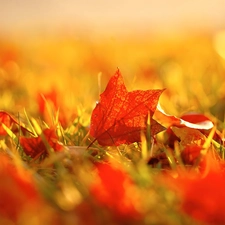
[1,0,225,35]
[1,0,225,124]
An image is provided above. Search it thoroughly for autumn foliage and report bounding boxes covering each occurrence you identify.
[1,35,225,225]
[90,69,164,146]
[20,128,63,159]
[0,154,56,224]
[90,163,142,223]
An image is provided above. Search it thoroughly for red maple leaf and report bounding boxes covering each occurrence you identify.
[0,111,13,135]
[0,154,43,222]
[0,154,60,224]
[176,171,225,224]
[160,155,225,224]
[90,162,142,222]
[0,111,32,136]
[20,128,63,159]
[90,70,165,146]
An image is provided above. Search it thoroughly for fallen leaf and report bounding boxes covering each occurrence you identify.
[20,128,63,159]
[0,111,32,136]
[178,171,225,224]
[180,113,213,124]
[160,154,225,224]
[181,145,203,165]
[90,162,142,222]
[154,104,214,130]
[171,127,206,147]
[0,111,12,135]
[0,154,48,223]
[90,69,165,146]
[181,113,223,144]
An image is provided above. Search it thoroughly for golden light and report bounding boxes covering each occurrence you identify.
[214,30,225,59]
